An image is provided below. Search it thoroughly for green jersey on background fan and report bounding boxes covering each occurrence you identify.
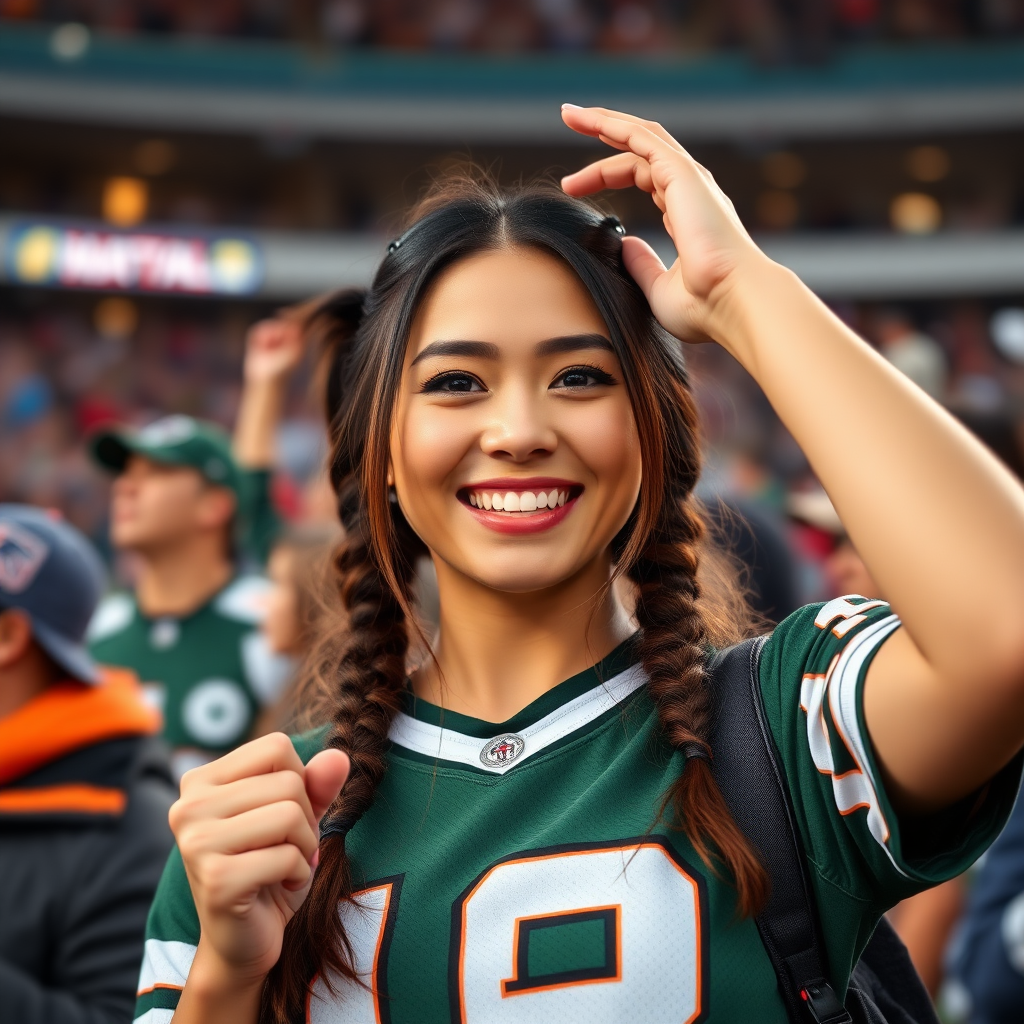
[87,414,291,778]
[135,598,1023,1023]
[88,573,291,779]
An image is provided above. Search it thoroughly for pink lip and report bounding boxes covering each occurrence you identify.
[461,476,579,491]
[463,497,578,534]
[458,478,583,535]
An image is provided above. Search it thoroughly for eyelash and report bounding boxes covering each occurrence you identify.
[420,370,482,394]
[553,364,618,389]
[419,364,618,394]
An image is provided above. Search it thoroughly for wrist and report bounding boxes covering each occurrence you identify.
[242,374,288,397]
[186,940,268,1004]
[703,254,803,372]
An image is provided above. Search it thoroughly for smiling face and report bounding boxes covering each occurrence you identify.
[389,246,643,595]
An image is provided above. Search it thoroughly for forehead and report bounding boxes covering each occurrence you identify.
[123,454,200,482]
[407,247,608,359]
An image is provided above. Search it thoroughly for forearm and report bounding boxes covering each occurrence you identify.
[172,943,263,1024]
[712,257,1024,684]
[234,378,285,469]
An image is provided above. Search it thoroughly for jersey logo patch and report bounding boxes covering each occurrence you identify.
[480,733,525,768]
[0,523,48,594]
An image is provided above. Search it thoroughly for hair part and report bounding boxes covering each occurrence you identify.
[261,172,767,1023]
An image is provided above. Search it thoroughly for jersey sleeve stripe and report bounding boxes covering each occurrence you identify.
[137,938,197,995]
[800,612,905,875]
[827,613,903,869]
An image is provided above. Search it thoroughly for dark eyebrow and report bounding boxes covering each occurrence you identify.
[410,333,614,368]
[534,333,614,357]
[410,340,501,366]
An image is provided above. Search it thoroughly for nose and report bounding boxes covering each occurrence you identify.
[479,387,558,463]
[112,471,137,498]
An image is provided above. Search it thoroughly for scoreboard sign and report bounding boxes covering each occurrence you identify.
[5,222,263,296]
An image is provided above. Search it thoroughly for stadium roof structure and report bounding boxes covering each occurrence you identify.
[2,22,1024,143]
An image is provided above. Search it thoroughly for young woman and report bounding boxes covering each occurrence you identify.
[137,107,1024,1024]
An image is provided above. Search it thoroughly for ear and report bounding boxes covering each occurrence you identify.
[197,486,238,531]
[387,462,395,488]
[0,609,35,670]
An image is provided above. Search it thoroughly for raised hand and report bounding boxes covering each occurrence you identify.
[170,734,349,984]
[560,105,769,345]
[242,317,306,385]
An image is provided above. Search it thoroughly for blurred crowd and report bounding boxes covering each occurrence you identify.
[3,292,1022,594]
[4,0,1024,58]
[1,280,1024,1020]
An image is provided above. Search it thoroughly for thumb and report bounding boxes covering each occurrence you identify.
[304,748,350,822]
[622,235,668,303]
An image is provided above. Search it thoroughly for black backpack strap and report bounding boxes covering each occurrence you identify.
[709,637,852,1024]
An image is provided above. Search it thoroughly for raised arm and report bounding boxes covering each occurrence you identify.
[561,105,1024,814]
[233,317,306,470]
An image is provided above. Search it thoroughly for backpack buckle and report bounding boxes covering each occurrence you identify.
[801,981,853,1024]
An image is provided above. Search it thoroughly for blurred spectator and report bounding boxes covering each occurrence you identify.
[875,308,949,401]
[262,525,341,661]
[0,505,175,1024]
[253,523,343,732]
[84,415,290,780]
[703,495,801,625]
[6,0,1024,57]
[83,316,311,779]
[944,795,1024,1024]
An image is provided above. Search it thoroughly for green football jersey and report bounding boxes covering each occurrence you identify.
[88,575,293,779]
[134,598,1021,1023]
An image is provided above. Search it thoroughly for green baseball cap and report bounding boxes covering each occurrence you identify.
[89,415,241,495]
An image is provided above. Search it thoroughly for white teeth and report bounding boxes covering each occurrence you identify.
[468,488,573,512]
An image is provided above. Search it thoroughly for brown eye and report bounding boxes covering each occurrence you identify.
[552,365,617,390]
[421,371,484,394]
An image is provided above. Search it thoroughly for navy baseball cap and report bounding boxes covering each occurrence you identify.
[0,505,106,684]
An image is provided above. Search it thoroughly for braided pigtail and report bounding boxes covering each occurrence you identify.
[627,491,768,918]
[261,288,426,1022]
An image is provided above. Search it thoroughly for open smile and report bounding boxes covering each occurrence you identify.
[457,478,584,534]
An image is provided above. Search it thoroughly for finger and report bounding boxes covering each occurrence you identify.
[304,749,350,822]
[621,236,669,302]
[583,107,685,153]
[200,846,312,909]
[184,733,304,790]
[176,771,317,832]
[561,105,681,168]
[561,152,655,197]
[200,801,319,862]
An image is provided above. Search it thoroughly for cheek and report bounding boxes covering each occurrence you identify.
[569,399,642,498]
[393,407,474,497]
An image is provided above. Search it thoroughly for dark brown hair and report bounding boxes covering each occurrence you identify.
[262,175,767,1022]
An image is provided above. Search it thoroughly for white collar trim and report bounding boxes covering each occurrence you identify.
[388,663,648,775]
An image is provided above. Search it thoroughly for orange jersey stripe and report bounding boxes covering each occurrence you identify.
[0,783,127,815]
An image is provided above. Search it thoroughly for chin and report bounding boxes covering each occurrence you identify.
[463,554,592,596]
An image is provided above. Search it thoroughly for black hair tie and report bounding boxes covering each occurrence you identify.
[319,815,357,841]
[600,214,626,236]
[681,741,712,763]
